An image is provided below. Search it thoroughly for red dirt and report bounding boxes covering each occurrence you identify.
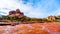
[0,23,60,34]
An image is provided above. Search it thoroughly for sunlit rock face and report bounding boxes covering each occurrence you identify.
[46,16,56,21]
[0,23,60,34]
[8,9,24,18]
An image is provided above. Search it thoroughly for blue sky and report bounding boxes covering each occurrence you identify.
[0,0,60,18]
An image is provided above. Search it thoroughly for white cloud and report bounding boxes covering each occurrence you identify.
[54,9,60,16]
[0,0,60,18]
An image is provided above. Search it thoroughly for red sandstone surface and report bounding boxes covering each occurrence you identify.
[0,23,60,34]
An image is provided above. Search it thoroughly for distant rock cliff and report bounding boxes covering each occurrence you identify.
[8,9,25,18]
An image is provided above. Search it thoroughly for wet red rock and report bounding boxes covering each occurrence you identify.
[0,23,60,34]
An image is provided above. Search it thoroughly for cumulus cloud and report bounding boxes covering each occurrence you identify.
[21,0,60,18]
[0,0,60,18]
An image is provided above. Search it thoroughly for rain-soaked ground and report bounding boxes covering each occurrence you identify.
[0,23,60,34]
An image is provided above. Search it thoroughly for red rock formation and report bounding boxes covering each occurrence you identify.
[16,9,21,14]
[8,9,24,18]
[9,10,15,15]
